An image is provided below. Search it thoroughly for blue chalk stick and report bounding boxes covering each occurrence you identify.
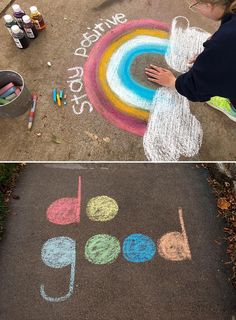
[0,86,16,98]
[59,90,63,99]
[53,88,57,103]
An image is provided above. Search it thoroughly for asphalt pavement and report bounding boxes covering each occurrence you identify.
[0,163,235,319]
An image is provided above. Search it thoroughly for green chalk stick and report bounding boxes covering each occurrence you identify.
[0,98,8,105]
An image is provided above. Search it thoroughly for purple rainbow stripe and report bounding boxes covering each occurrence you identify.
[84,19,170,136]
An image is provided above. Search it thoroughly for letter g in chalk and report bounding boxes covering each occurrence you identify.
[40,237,76,302]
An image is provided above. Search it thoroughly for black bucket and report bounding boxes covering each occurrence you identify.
[0,70,32,117]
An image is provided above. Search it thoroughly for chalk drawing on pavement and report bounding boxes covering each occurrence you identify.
[46,177,81,225]
[40,237,76,302]
[158,207,192,261]
[123,233,156,263]
[67,13,128,116]
[165,16,211,73]
[142,16,210,161]
[86,195,118,221]
[67,15,210,160]
[143,87,203,161]
[41,178,192,302]
[85,234,121,264]
[84,19,170,136]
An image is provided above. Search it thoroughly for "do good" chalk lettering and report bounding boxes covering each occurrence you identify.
[40,177,191,303]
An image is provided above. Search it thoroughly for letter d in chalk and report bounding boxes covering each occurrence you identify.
[46,177,81,225]
[157,207,191,261]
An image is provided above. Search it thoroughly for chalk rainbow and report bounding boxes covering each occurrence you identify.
[84,20,170,136]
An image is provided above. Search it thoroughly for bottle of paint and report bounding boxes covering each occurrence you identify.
[11,25,29,49]
[4,15,17,35]
[22,15,38,39]
[30,6,46,31]
[12,4,25,28]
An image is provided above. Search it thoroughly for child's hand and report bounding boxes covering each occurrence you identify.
[145,65,176,89]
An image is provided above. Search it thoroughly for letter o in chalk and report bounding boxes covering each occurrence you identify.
[123,233,156,263]
[85,234,121,264]
[157,232,191,261]
[86,196,118,222]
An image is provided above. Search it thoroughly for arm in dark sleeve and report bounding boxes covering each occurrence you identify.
[175,39,224,102]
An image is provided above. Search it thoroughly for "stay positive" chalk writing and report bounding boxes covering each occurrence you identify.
[66,13,127,116]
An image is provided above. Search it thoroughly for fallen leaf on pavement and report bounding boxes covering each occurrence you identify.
[217,198,231,210]
[52,134,62,144]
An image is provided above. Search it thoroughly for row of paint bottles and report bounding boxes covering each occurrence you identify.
[4,5,46,49]
[4,15,37,49]
[5,15,38,37]
[4,15,29,48]
[11,4,46,31]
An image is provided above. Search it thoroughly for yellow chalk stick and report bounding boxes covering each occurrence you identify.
[57,93,61,107]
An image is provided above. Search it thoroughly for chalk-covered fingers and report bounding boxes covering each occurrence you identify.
[145,65,177,89]
[145,70,160,79]
[145,65,167,75]
[150,64,168,72]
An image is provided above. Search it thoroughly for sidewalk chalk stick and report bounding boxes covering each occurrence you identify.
[5,93,17,101]
[15,87,21,96]
[57,93,61,106]
[0,86,17,98]
[0,82,14,95]
[59,90,63,99]
[53,88,57,103]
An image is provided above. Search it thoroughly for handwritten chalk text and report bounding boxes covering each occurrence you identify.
[66,13,128,115]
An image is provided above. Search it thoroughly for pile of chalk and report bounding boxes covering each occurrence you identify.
[0,82,22,105]
[3,4,46,49]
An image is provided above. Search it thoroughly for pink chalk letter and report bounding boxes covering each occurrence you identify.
[47,177,81,225]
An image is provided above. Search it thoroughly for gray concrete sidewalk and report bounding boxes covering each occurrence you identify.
[0,0,235,161]
[0,164,235,320]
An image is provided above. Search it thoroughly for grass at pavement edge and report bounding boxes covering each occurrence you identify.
[0,164,22,240]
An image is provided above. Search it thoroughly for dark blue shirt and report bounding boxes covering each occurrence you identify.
[175,13,236,105]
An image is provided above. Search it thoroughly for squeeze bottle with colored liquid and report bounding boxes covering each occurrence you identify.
[30,6,46,31]
[12,4,25,28]
[22,15,38,39]
[11,25,29,49]
[4,15,17,35]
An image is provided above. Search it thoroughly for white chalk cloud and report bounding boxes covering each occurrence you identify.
[165,16,211,73]
[143,16,210,161]
[143,88,203,161]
